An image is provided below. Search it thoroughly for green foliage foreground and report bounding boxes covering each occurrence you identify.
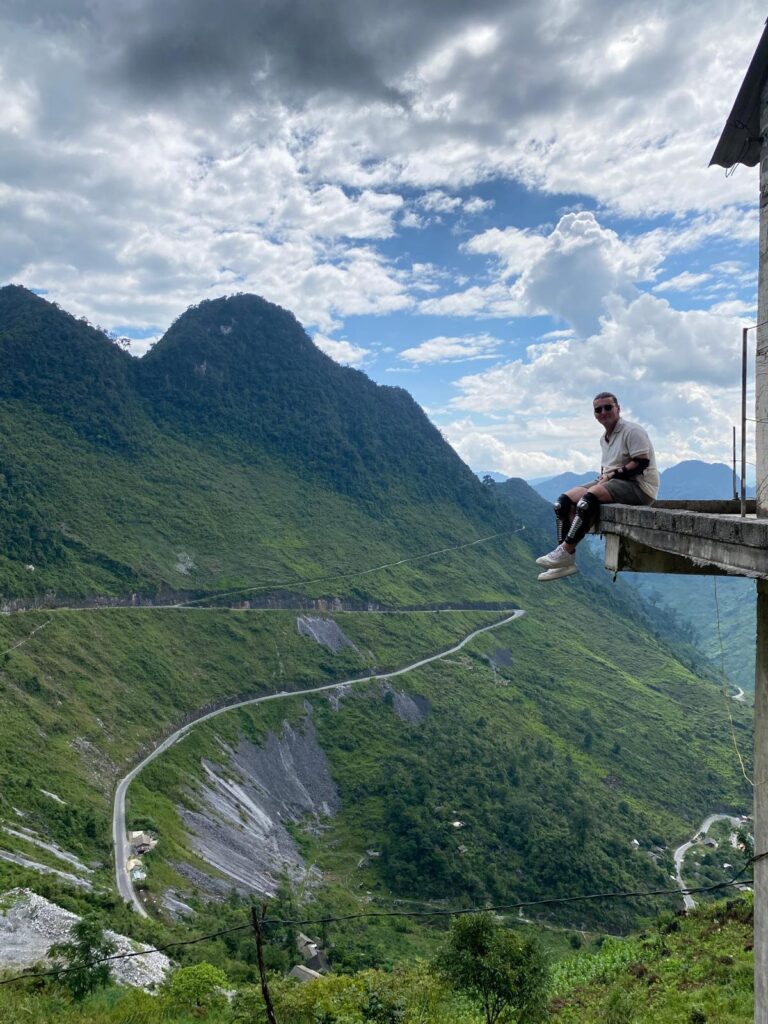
[435,914,549,1024]
[0,897,754,1023]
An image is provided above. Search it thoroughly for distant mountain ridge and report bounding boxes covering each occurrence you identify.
[529,460,752,502]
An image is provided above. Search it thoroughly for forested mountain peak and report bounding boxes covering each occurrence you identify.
[138,292,486,510]
[143,293,327,370]
[0,284,143,454]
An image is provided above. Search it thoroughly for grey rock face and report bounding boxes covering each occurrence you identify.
[0,850,93,890]
[0,888,170,989]
[296,616,355,653]
[179,717,339,897]
[381,684,431,724]
[489,647,512,668]
[161,891,195,920]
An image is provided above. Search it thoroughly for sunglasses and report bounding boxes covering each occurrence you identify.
[593,404,615,414]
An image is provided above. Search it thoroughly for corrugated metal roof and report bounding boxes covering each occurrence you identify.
[710,19,768,168]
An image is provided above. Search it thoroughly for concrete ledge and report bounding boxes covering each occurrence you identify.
[653,499,756,514]
[600,503,768,578]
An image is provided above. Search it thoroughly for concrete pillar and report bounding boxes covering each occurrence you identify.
[757,580,768,1024]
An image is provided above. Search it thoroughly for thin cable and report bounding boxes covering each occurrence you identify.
[0,922,252,987]
[0,860,759,989]
[263,872,755,929]
[173,528,526,609]
[713,577,753,786]
[0,618,52,658]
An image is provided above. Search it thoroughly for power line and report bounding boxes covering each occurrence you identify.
[0,922,252,987]
[173,528,526,609]
[712,577,753,787]
[0,619,52,658]
[0,862,759,989]
[263,870,756,928]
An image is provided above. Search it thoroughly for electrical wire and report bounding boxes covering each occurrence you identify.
[172,528,526,609]
[0,619,52,658]
[712,577,753,787]
[0,861,760,989]
[0,922,252,987]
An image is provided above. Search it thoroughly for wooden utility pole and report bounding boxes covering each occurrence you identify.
[251,904,279,1024]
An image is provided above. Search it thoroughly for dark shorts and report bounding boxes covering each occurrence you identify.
[585,478,654,505]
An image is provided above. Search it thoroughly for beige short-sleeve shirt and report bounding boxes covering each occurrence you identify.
[601,418,659,499]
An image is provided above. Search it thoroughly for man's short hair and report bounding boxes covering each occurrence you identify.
[593,391,618,405]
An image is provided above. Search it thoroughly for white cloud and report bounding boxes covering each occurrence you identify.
[709,298,757,316]
[400,209,424,228]
[463,196,494,214]
[442,290,750,476]
[654,271,711,293]
[400,333,503,364]
[0,0,763,363]
[419,189,462,213]
[440,418,598,479]
[464,226,550,278]
[427,211,666,335]
[313,334,371,366]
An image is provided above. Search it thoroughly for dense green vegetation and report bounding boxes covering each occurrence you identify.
[628,573,756,692]
[128,594,750,941]
[0,896,754,1022]
[0,286,756,1018]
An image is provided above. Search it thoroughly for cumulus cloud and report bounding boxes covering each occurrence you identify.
[425,211,665,335]
[464,196,494,214]
[442,419,598,479]
[0,0,762,378]
[400,333,503,363]
[441,291,749,476]
[313,334,371,366]
[419,190,463,213]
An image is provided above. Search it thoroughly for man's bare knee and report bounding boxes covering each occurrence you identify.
[566,486,588,501]
[588,484,614,503]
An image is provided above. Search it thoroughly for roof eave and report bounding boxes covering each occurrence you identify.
[710,19,768,169]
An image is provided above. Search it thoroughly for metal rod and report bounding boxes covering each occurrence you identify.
[734,425,738,500]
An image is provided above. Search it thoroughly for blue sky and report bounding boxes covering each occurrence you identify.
[1,0,764,478]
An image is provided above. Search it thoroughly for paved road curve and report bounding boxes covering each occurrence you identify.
[113,609,525,915]
[673,813,743,911]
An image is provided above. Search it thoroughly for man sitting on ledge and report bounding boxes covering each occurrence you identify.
[536,392,659,582]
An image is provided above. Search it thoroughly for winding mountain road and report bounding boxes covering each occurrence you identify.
[113,609,525,915]
[673,813,743,910]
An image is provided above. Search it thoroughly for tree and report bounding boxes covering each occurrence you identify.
[47,915,116,1001]
[163,962,229,1017]
[434,914,549,1024]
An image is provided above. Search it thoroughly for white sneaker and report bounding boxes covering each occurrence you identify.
[538,566,578,582]
[535,544,576,569]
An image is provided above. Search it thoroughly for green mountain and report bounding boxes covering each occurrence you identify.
[0,286,753,983]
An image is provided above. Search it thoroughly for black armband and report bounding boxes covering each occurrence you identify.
[613,457,650,481]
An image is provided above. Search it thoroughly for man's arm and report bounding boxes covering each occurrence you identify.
[604,454,650,481]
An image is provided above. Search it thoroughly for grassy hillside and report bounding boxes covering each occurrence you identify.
[0,288,755,1003]
[552,894,753,1022]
